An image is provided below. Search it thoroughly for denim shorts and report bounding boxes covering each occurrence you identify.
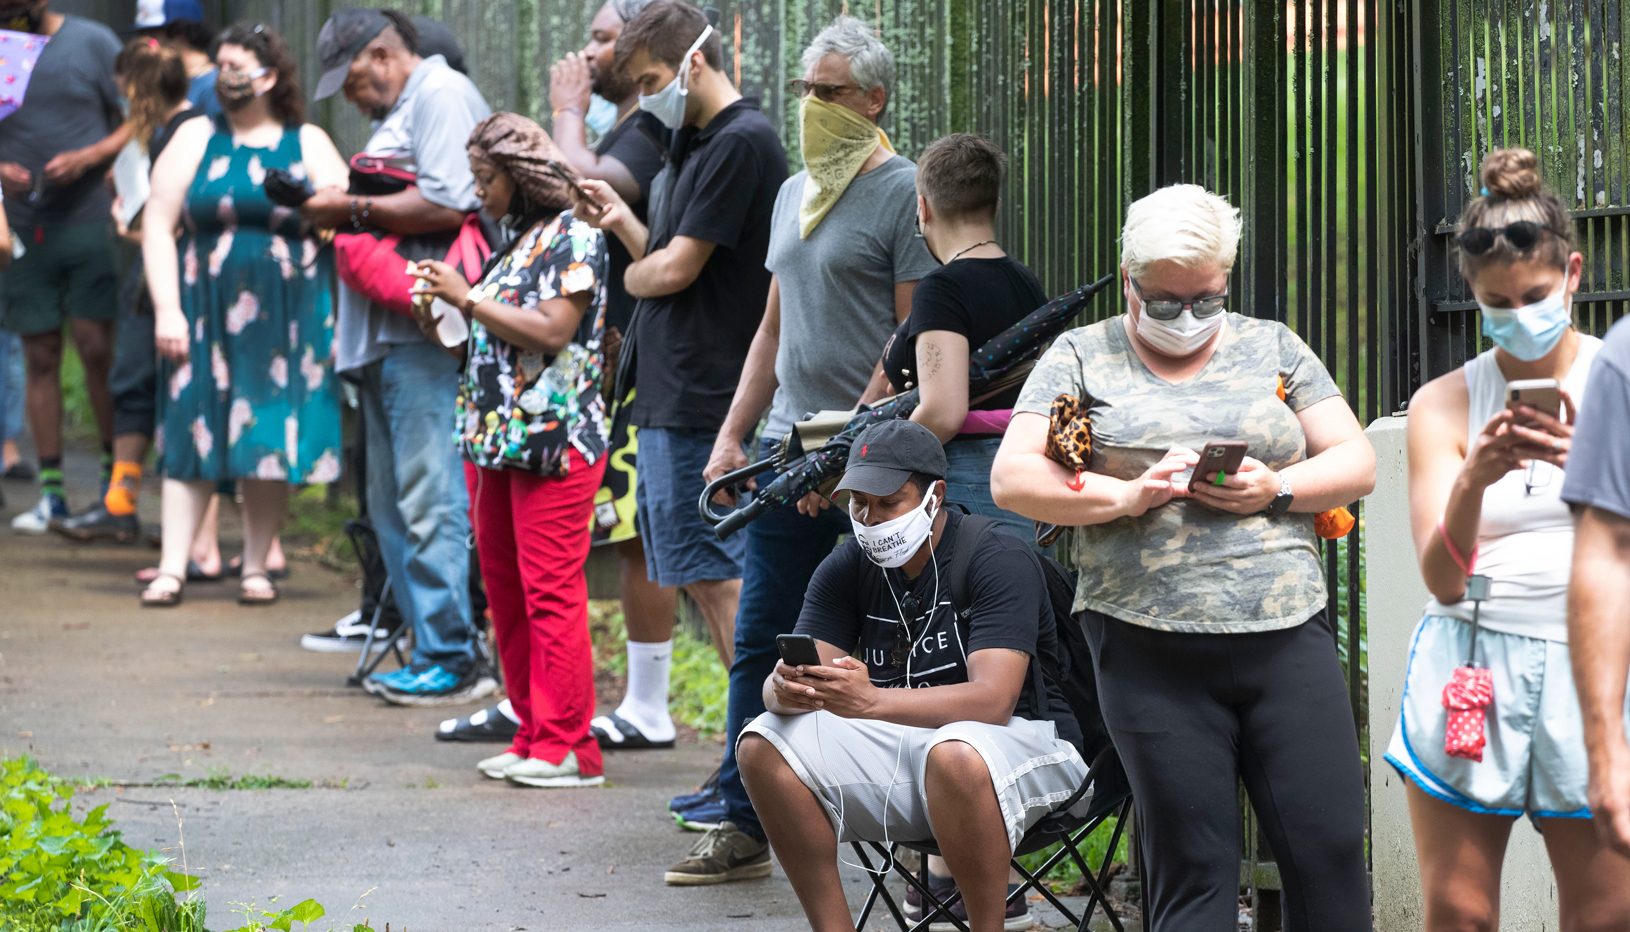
[634,426,746,588]
[1385,614,1627,819]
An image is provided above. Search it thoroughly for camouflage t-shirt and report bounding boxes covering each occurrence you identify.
[1013,313,1341,633]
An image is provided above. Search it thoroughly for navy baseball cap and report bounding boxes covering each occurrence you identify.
[835,420,948,497]
[313,8,392,101]
[132,0,204,30]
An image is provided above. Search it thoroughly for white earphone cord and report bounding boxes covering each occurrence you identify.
[823,491,941,876]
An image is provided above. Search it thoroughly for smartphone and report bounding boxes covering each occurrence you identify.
[1189,441,1249,493]
[543,159,599,210]
[776,634,823,670]
[1506,378,1563,423]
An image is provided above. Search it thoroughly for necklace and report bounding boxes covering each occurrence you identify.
[947,240,997,263]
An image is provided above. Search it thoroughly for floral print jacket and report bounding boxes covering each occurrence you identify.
[455,210,610,476]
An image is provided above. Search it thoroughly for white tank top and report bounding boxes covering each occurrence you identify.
[1424,335,1601,642]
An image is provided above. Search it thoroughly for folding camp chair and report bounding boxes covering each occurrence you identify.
[343,515,412,685]
[847,745,1135,932]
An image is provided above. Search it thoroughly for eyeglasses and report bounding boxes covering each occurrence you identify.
[219,65,269,80]
[1456,221,1566,256]
[789,79,861,102]
[1131,277,1229,320]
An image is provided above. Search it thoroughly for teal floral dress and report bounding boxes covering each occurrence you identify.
[158,119,341,484]
[456,210,609,476]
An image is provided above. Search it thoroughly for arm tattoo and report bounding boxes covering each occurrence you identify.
[920,339,944,380]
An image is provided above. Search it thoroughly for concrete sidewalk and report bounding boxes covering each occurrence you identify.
[0,458,1106,931]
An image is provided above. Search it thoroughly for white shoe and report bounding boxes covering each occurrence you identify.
[503,751,605,788]
[477,751,522,779]
[299,610,409,653]
[11,494,66,534]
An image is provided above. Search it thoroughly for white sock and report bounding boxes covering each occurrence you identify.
[614,639,675,741]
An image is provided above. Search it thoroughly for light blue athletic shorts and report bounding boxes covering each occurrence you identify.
[1386,613,1628,819]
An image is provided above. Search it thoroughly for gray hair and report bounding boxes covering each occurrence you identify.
[611,0,656,24]
[801,15,895,105]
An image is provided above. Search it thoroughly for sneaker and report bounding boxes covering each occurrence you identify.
[3,461,34,481]
[934,881,1032,931]
[50,503,141,543]
[373,662,499,708]
[503,751,604,788]
[663,821,772,885]
[673,794,726,832]
[477,750,522,779]
[11,493,68,534]
[301,610,409,653]
[905,866,959,926]
[669,766,721,812]
[437,701,520,742]
[360,664,414,697]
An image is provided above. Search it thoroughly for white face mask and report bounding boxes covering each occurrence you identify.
[638,25,713,130]
[1134,305,1225,357]
[851,487,939,569]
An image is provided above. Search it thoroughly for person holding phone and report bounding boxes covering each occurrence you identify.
[1388,148,1630,929]
[409,112,611,789]
[736,419,1085,932]
[989,184,1376,931]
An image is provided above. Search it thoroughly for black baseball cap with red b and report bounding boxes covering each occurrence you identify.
[834,420,948,497]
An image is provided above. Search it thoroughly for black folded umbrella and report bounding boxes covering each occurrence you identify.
[700,273,1114,539]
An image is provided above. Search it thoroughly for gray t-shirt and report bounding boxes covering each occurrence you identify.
[1013,314,1342,633]
[0,16,122,228]
[1562,318,1630,521]
[334,55,490,373]
[762,156,938,438]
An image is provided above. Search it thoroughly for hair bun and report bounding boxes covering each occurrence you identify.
[1480,148,1543,200]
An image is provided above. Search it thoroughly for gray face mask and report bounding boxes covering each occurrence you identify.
[638,25,711,130]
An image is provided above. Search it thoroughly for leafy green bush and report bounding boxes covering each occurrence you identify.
[1,757,370,932]
[0,756,204,931]
[1013,815,1129,895]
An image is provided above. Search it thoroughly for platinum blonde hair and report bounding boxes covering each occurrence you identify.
[801,15,895,105]
[1120,184,1242,278]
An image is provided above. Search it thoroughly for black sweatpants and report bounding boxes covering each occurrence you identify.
[1079,610,1371,932]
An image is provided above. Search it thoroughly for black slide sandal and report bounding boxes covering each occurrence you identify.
[591,713,676,750]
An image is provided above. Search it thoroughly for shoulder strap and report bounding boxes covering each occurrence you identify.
[944,513,1001,618]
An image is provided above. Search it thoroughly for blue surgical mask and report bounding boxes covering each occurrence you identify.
[585,94,618,138]
[1478,285,1573,361]
[638,25,712,130]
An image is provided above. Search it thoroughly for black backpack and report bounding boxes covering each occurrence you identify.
[943,515,1119,784]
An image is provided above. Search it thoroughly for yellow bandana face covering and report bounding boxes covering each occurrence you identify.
[797,95,894,238]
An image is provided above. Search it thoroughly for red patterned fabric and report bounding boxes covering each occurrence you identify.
[1442,665,1494,762]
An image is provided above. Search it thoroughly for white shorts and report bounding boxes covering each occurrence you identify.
[1385,614,1627,819]
[741,711,1090,853]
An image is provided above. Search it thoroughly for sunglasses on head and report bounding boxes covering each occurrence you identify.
[1131,277,1229,321]
[1456,220,1565,256]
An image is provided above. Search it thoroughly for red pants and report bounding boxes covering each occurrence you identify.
[467,453,606,775]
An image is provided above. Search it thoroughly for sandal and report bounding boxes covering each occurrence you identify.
[238,572,279,605]
[139,572,185,608]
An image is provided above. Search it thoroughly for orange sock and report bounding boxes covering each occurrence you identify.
[105,461,142,516]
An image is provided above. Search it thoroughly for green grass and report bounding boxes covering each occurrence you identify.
[283,485,360,574]
[590,600,729,735]
[152,769,313,791]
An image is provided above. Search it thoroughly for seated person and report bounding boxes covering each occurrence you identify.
[737,419,1088,932]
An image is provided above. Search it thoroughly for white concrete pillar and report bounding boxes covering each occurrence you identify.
[1365,415,1558,930]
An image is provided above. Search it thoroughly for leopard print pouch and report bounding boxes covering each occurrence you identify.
[1045,394,1092,475]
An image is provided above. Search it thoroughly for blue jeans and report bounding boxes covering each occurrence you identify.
[0,332,23,442]
[358,341,476,673]
[945,436,1053,555]
[720,437,850,842]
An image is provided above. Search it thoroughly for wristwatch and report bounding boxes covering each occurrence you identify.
[1267,474,1295,518]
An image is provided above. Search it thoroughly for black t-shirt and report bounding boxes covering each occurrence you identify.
[794,509,1079,744]
[631,97,787,431]
[594,110,666,337]
[882,256,1048,411]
